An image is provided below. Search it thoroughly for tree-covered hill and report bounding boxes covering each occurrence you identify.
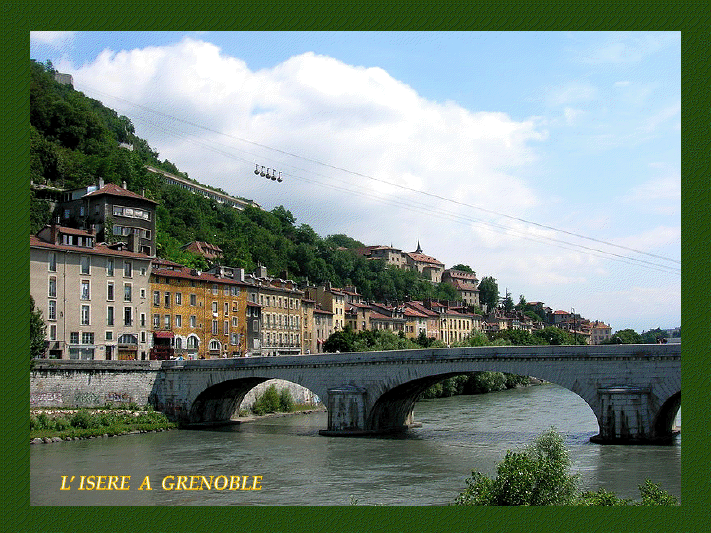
[29,59,458,303]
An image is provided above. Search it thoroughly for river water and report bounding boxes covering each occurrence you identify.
[30,383,680,506]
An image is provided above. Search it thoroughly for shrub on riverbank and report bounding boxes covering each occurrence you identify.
[30,407,176,440]
[251,385,296,415]
[455,428,679,506]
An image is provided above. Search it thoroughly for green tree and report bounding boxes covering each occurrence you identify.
[478,276,499,310]
[323,327,357,353]
[639,328,668,344]
[534,326,579,345]
[637,479,679,506]
[502,291,515,313]
[608,328,642,344]
[30,296,47,361]
[456,428,578,506]
[451,264,475,274]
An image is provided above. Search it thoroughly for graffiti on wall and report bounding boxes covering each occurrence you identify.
[30,392,63,405]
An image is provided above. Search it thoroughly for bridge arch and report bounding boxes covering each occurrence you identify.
[366,371,597,434]
[653,391,681,440]
[187,376,322,425]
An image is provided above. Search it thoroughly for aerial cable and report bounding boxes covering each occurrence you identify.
[82,84,680,268]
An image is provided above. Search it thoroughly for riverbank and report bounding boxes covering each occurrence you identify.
[30,407,177,444]
[30,404,326,443]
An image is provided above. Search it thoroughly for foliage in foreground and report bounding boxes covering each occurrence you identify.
[455,428,678,506]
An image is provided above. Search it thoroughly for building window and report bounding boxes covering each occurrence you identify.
[153,314,160,328]
[124,307,132,326]
[164,292,171,308]
[107,257,114,276]
[140,288,146,299]
[141,331,146,343]
[49,324,57,341]
[190,315,196,328]
[224,320,229,335]
[164,315,171,329]
[190,294,197,306]
[124,283,132,302]
[187,336,198,350]
[81,280,90,300]
[153,291,160,306]
[224,302,229,316]
[231,333,238,345]
[175,315,182,328]
[212,320,218,335]
[82,332,94,345]
[124,260,132,277]
[175,293,182,305]
[48,300,56,321]
[212,301,218,314]
[48,277,57,298]
[81,305,90,325]
[70,332,79,344]
[212,284,218,295]
[107,282,114,301]
[232,317,238,328]
[48,252,57,272]
[140,313,146,327]
[80,256,90,275]
[175,337,182,349]
[107,306,114,326]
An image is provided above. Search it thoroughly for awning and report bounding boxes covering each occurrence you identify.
[154,331,174,338]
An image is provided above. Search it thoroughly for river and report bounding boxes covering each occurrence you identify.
[30,383,680,506]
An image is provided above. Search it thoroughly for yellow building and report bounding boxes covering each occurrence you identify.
[150,259,250,359]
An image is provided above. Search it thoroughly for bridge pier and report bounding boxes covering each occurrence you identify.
[591,387,677,444]
[319,386,373,436]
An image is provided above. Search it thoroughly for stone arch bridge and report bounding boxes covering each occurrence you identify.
[156,344,680,444]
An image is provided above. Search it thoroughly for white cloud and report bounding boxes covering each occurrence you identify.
[62,35,679,332]
[619,168,681,216]
[579,32,680,65]
[30,31,75,47]
[640,101,681,134]
[545,81,597,106]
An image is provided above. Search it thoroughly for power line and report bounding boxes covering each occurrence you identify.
[82,84,681,274]
[133,110,680,276]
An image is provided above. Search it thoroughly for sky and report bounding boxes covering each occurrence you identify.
[30,31,681,333]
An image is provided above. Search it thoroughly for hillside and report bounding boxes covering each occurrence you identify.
[29,59,459,303]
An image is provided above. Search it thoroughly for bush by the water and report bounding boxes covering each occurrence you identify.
[30,407,175,439]
[455,428,678,506]
[251,385,295,416]
[419,371,528,400]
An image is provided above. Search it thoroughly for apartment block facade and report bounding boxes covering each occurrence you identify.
[30,225,152,360]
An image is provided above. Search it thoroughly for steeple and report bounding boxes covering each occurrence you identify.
[415,240,422,254]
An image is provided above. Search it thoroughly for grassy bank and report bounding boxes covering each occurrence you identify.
[30,405,176,443]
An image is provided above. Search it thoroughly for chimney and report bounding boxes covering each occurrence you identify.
[235,267,245,282]
[122,181,127,189]
[98,177,104,189]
